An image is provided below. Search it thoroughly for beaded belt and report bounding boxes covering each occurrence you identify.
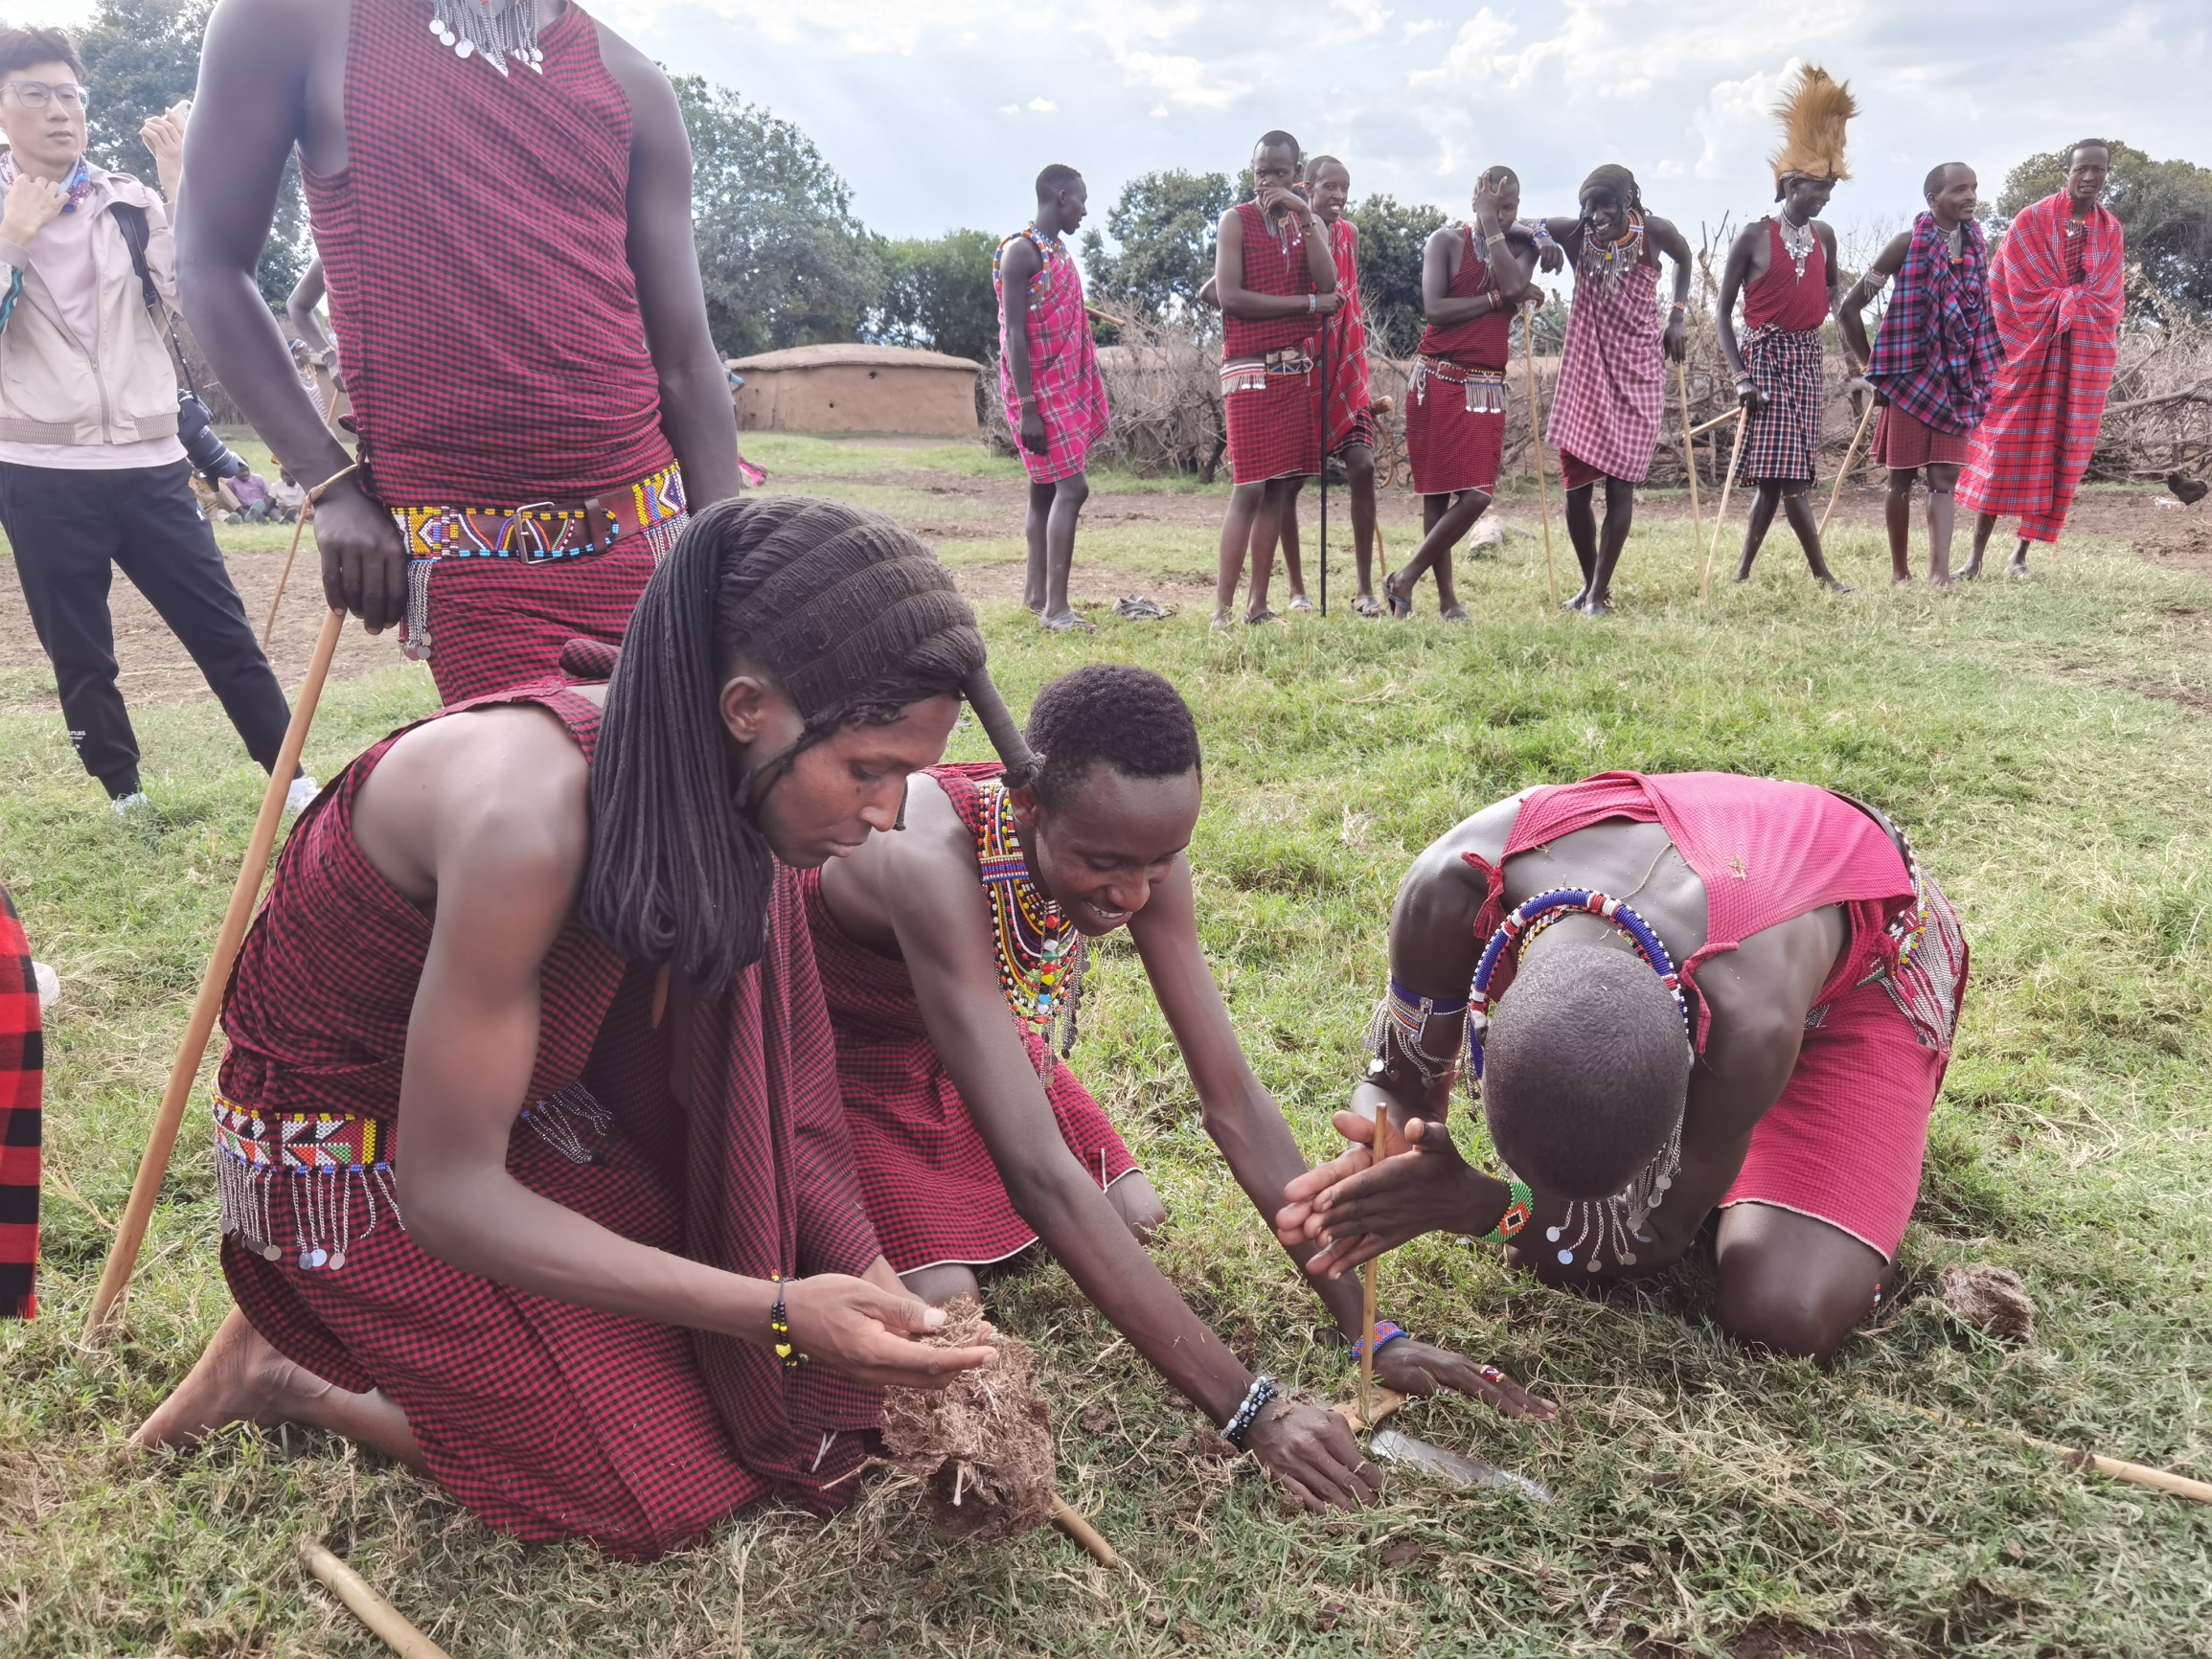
[1221,346,1314,394]
[1412,357,1509,415]
[213,1083,610,1272]
[393,461,686,566]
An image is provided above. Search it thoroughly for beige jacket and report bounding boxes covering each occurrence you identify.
[0,168,181,447]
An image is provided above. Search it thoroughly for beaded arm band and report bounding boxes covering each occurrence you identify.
[1221,1374,1279,1447]
[1350,1321,1411,1360]
[1478,1176,1535,1244]
[1366,977,1468,1090]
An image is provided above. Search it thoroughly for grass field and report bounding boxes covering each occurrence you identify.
[2,441,2208,1657]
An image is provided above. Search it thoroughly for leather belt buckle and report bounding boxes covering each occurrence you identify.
[581,495,621,555]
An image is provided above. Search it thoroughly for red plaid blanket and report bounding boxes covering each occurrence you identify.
[1317,216,1372,451]
[1957,193,2125,540]
[1867,213,2003,436]
[994,227,1111,484]
[0,884,37,1320]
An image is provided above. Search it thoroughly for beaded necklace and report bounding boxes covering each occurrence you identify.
[974,780,1086,1062]
[427,0,545,76]
[1580,212,1645,293]
[992,224,1062,302]
[1776,210,1816,281]
[1467,888,1693,1273]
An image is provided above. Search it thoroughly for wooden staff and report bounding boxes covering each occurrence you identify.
[1698,406,1751,602]
[1318,307,1331,616]
[262,463,359,648]
[1051,1494,1120,1567]
[300,1539,455,1659]
[1898,1402,2212,1506]
[84,605,347,1338]
[1685,407,1745,439]
[1521,303,1558,606]
[1818,395,1881,540]
[1676,357,1704,562]
[1357,1097,1386,1429]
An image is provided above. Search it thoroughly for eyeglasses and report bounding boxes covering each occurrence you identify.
[2,80,91,111]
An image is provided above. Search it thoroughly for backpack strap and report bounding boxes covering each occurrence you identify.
[109,199,202,402]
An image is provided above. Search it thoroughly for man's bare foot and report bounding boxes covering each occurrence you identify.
[1892,570,1914,585]
[1960,557,1984,580]
[2006,557,2034,580]
[1822,577,1856,595]
[1928,572,1957,590]
[1440,603,1471,624]
[1582,594,1612,617]
[129,1306,294,1454]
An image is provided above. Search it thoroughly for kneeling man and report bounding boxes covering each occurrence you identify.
[805,664,1553,1511]
[1278,771,1968,1364]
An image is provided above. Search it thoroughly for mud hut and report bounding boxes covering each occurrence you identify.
[727,344,983,436]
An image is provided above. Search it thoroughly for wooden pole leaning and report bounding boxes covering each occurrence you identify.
[1318,308,1331,616]
[1521,303,1559,607]
[1357,1096,1386,1431]
[1894,1401,2212,1506]
[262,463,360,649]
[83,603,347,1339]
[1818,395,1881,540]
[1699,407,1751,602]
[1676,357,1704,560]
[301,1539,456,1659]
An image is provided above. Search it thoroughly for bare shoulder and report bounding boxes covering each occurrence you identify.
[1814,219,1840,250]
[1425,222,1461,254]
[589,13,679,117]
[1400,793,1526,912]
[1217,205,1245,241]
[202,0,325,64]
[1645,215,1691,253]
[999,233,1041,279]
[1732,216,1770,251]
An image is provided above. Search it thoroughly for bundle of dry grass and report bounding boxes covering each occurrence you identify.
[1938,1263,2038,1342]
[878,1298,1058,1540]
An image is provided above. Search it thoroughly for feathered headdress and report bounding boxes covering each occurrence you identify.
[1768,64,1857,198]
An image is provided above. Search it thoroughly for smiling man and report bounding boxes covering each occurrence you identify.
[805,663,1554,1511]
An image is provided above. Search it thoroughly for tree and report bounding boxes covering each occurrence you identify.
[1996,141,2212,319]
[78,0,308,306]
[1345,193,1448,358]
[870,230,999,363]
[673,75,882,357]
[1078,169,1235,319]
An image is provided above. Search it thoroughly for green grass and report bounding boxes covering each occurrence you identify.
[2,484,2209,1656]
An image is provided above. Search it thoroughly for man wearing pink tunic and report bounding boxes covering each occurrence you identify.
[995,166,1110,633]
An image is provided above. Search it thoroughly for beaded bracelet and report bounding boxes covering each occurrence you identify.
[1478,1176,1535,1244]
[768,1273,803,1370]
[1221,1373,1280,1447]
[1351,1321,1411,1360]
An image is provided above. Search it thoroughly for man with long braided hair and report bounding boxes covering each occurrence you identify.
[133,497,1012,1559]
[806,663,1554,1511]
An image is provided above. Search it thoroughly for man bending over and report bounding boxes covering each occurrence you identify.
[806,664,1553,1511]
[1279,771,1968,1365]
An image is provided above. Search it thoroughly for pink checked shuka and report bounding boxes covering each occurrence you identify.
[995,227,1110,484]
[1546,218,1667,483]
[1317,216,1374,452]
[1957,193,2125,542]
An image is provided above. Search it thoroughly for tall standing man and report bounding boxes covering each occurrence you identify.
[1212,130,1338,628]
[1836,164,2004,587]
[1383,167,1539,621]
[1956,141,2125,580]
[1534,166,1692,617]
[994,164,1109,634]
[179,0,742,704]
[0,31,305,816]
[1717,66,1856,593]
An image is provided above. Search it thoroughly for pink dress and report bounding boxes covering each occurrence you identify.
[994,228,1110,484]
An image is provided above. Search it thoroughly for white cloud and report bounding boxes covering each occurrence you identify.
[1028,97,1058,112]
[1114,49,1249,110]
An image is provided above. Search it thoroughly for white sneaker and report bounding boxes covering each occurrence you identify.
[110,791,151,820]
[285,775,321,815]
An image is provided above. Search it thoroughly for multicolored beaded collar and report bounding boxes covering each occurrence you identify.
[1579,212,1645,292]
[992,224,1063,300]
[1466,888,1691,1082]
[974,779,1086,1060]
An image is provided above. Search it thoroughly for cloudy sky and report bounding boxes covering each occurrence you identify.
[19,0,2207,261]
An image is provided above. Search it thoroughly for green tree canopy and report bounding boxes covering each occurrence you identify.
[1996,140,2212,319]
[78,0,308,306]
[673,75,882,357]
[1078,168,1235,319]
[870,229,999,364]
[1345,193,1448,358]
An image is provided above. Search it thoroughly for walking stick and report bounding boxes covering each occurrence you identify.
[1318,307,1331,616]
[1699,406,1751,602]
[1818,395,1881,540]
[262,463,359,648]
[1521,303,1559,607]
[1676,357,1704,563]
[301,1539,456,1659]
[1357,1096,1385,1430]
[84,604,346,1339]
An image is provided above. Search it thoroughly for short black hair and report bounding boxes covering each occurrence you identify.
[0,26,84,82]
[1022,663,1201,811]
[1254,129,1301,164]
[2067,139,2112,165]
[1482,165,1521,188]
[1036,164,1083,198]
[1481,945,1690,1200]
[1922,161,1972,201]
[1304,153,1349,183]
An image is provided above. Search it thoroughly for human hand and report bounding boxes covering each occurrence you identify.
[141,102,189,173]
[0,173,66,249]
[1286,1111,1481,1279]
[1735,376,1767,415]
[1018,403,1049,457]
[1662,317,1688,363]
[1372,1339,1560,1422]
[1275,1082,1411,1246]
[1241,1398,1384,1511]
[783,1273,997,1390]
[1537,237,1566,275]
[312,471,409,633]
[1258,184,1311,222]
[1472,174,1508,232]
[1313,290,1344,317]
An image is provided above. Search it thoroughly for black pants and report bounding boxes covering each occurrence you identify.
[1,460,291,797]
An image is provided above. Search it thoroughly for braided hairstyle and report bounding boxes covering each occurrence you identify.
[582,494,989,993]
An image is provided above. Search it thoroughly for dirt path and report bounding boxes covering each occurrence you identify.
[1,467,2202,713]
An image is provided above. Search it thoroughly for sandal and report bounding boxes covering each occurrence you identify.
[1211,606,1236,630]
[1352,593,1383,618]
[1440,605,1472,625]
[1042,610,1097,633]
[1286,593,1316,613]
[1244,608,1280,625]
[1382,576,1413,620]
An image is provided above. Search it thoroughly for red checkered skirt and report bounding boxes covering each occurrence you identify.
[1735,326,1824,486]
[1870,404,1972,469]
[1224,362,1321,485]
[1404,358,1507,496]
[0,883,38,1321]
